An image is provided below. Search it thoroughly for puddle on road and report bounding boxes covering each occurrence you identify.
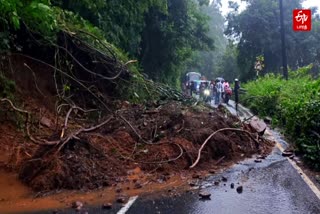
[0,168,187,214]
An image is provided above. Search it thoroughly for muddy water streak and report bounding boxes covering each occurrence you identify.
[0,169,187,214]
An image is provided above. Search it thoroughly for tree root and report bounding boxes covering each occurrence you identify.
[189,128,259,169]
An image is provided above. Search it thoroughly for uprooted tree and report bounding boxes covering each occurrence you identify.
[0,0,274,192]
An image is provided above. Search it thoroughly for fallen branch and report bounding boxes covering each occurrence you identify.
[189,128,259,169]
[57,116,113,152]
[60,107,74,139]
[59,105,98,139]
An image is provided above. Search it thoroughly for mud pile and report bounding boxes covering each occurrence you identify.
[16,101,273,191]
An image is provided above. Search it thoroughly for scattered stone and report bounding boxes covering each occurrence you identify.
[214,181,219,186]
[192,174,201,179]
[236,186,243,194]
[116,196,126,203]
[224,183,226,186]
[189,180,198,187]
[40,116,52,128]
[209,169,216,174]
[134,182,143,189]
[254,159,262,163]
[116,187,122,193]
[75,206,82,212]
[221,176,228,182]
[72,201,83,209]
[282,151,294,157]
[289,155,295,159]
[230,183,234,189]
[264,116,272,124]
[257,155,266,159]
[199,191,211,199]
[102,203,112,209]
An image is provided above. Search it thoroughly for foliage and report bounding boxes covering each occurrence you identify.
[140,0,214,88]
[0,72,16,99]
[185,1,227,80]
[242,65,320,169]
[226,0,320,81]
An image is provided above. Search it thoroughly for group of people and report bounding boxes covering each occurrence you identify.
[184,78,240,107]
[210,79,233,105]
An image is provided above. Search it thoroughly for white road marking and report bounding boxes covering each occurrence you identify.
[117,195,139,214]
[226,102,320,201]
[273,138,320,200]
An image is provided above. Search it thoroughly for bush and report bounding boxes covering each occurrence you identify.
[242,65,320,170]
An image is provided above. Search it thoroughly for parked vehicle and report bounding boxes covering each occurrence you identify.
[185,72,201,95]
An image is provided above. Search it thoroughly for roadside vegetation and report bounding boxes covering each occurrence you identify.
[242,65,320,169]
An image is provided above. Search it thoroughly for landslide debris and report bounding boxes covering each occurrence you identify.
[8,100,274,191]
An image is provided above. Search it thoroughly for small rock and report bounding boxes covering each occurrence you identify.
[209,169,216,174]
[230,183,234,189]
[102,203,112,209]
[116,195,127,203]
[282,151,294,157]
[72,201,83,209]
[189,180,198,187]
[199,191,211,199]
[75,206,82,212]
[264,116,272,124]
[40,116,52,128]
[236,186,243,194]
[116,187,123,193]
[257,155,266,159]
[289,155,295,159]
[221,176,228,182]
[254,159,262,163]
[192,174,201,179]
[214,181,219,186]
[134,182,143,189]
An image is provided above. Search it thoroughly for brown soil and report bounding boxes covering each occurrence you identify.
[0,55,274,213]
[1,97,273,193]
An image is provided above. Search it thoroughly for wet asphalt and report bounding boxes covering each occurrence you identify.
[26,101,320,214]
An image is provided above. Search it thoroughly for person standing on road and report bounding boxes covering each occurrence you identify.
[215,79,222,105]
[234,79,240,110]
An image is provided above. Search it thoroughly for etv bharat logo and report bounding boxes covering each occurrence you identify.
[293,9,311,31]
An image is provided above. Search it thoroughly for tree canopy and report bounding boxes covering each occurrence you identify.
[225,0,320,81]
[0,0,217,88]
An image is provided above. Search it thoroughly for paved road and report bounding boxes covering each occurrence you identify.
[27,101,320,214]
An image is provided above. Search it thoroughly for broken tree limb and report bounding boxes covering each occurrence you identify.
[57,116,113,152]
[189,128,259,169]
